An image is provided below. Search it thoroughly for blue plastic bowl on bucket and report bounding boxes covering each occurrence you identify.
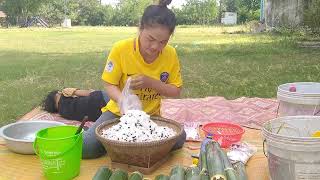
[33,126,83,180]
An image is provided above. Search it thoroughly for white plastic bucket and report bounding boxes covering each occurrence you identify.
[262,116,320,180]
[277,82,320,116]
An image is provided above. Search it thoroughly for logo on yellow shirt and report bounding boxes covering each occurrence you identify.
[105,61,114,72]
[160,72,169,82]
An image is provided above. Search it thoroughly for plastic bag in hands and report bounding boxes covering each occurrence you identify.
[120,77,142,115]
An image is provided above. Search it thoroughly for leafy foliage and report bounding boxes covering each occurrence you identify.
[38,0,79,25]
[112,0,151,26]
[2,0,48,24]
[1,0,262,26]
[224,0,239,12]
[174,0,218,25]
[304,0,320,34]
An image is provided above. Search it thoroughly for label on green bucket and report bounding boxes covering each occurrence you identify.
[43,157,66,172]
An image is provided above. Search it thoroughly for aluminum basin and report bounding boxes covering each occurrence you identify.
[0,120,65,154]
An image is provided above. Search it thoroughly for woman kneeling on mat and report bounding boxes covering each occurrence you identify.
[82,0,186,159]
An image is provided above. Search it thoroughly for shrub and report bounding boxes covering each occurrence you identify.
[304,0,320,34]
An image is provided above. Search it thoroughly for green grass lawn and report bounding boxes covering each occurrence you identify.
[0,26,319,126]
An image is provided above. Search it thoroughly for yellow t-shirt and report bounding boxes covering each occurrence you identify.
[101,38,182,116]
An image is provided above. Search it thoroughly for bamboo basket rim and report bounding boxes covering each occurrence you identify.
[95,116,183,147]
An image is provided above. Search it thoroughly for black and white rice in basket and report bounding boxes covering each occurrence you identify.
[101,110,176,142]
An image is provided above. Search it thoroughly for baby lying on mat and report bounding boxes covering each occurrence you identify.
[42,88,109,122]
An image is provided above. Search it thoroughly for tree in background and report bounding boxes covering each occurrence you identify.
[2,0,48,25]
[225,0,239,12]
[112,0,151,26]
[98,5,114,26]
[76,0,105,26]
[304,0,320,34]
[39,0,114,26]
[237,0,260,23]
[174,0,218,25]
[1,0,261,26]
[39,0,79,26]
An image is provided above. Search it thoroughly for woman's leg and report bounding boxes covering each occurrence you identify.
[82,111,119,159]
[171,129,187,151]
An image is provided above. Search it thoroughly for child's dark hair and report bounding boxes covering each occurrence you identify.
[140,0,176,34]
[42,90,59,113]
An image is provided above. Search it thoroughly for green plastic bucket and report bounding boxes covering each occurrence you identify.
[33,125,83,180]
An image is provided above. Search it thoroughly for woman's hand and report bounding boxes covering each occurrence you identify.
[130,75,154,90]
[129,74,181,97]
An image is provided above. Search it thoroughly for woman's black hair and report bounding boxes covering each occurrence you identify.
[140,0,176,34]
[42,90,59,113]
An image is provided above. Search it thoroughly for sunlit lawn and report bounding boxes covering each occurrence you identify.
[0,26,319,125]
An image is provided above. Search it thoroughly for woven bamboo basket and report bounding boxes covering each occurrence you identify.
[95,116,183,169]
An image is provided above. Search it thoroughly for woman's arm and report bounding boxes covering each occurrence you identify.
[151,80,182,97]
[130,75,181,97]
[104,82,123,104]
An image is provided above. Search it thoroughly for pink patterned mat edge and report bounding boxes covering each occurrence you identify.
[21,96,278,130]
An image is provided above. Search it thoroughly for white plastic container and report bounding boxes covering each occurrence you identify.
[262,116,320,180]
[277,82,320,116]
[221,12,237,25]
[62,18,72,28]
